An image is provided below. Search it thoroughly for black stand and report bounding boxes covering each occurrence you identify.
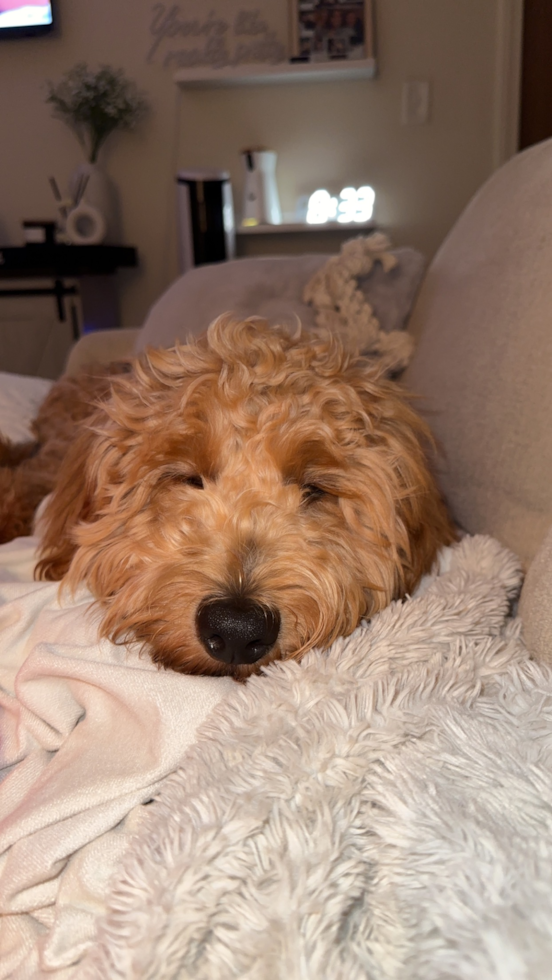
[0,244,138,338]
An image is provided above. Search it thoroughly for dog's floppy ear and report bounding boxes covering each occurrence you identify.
[35,412,103,582]
[346,359,455,594]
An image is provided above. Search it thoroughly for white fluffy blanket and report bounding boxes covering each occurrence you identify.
[74,535,552,980]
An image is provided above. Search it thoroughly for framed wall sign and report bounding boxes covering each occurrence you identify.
[289,0,374,63]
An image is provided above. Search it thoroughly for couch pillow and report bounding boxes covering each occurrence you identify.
[136,248,425,353]
[0,371,52,442]
[358,246,425,333]
[403,138,552,564]
[136,256,324,352]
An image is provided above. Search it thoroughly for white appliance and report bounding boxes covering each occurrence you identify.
[241,150,282,226]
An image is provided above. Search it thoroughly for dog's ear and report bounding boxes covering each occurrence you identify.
[345,360,456,595]
[35,413,103,582]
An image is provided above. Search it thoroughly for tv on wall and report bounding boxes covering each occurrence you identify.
[0,0,55,38]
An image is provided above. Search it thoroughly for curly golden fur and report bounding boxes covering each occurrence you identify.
[36,317,454,679]
[0,364,131,544]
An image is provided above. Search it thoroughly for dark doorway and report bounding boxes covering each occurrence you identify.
[519,0,552,149]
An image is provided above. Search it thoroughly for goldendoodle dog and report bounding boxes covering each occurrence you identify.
[36,317,454,678]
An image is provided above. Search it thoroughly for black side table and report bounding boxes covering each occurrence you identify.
[0,244,138,338]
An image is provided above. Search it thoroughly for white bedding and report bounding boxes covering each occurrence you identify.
[0,537,233,979]
[0,371,52,443]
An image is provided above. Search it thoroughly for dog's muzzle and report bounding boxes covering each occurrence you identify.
[196,598,280,666]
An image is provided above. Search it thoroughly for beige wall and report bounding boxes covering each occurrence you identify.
[0,0,516,331]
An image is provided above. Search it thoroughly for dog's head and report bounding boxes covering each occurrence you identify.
[36,317,454,678]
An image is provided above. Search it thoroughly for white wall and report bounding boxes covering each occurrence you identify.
[0,0,517,330]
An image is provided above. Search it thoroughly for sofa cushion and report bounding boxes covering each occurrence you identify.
[359,245,425,335]
[403,138,552,564]
[136,249,425,354]
[136,256,324,351]
[64,328,140,376]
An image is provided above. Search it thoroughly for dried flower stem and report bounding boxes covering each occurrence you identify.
[46,63,149,164]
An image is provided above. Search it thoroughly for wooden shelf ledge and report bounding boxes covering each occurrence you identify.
[236,221,377,236]
[174,58,376,88]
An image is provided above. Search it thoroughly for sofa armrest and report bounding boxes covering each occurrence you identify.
[63,328,140,376]
[519,526,552,662]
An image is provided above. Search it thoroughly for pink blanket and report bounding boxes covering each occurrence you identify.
[0,537,233,978]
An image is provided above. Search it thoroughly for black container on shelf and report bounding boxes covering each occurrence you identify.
[176,170,235,273]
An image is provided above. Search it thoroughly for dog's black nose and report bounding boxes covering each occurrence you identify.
[196,598,280,665]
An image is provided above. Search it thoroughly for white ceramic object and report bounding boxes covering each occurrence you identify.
[65,202,106,245]
[241,150,282,226]
[69,162,121,243]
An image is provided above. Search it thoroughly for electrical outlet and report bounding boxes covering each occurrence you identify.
[401,80,431,126]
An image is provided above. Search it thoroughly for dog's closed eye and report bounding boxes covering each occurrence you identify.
[302,484,330,503]
[184,475,204,489]
[159,471,204,489]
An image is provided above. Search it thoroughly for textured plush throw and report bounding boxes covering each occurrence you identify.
[80,536,552,980]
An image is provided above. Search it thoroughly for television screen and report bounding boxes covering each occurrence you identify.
[0,0,54,37]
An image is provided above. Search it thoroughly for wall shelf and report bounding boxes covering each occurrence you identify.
[174,58,376,88]
[236,221,377,236]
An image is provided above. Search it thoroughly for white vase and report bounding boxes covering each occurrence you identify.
[69,162,121,244]
[241,151,282,226]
